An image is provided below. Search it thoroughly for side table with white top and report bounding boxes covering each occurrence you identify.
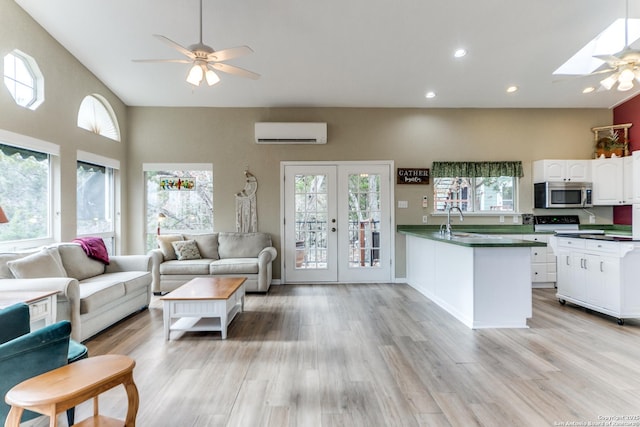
[0,290,58,330]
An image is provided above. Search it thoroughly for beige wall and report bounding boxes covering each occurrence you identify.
[128,107,613,279]
[0,0,615,280]
[0,0,129,247]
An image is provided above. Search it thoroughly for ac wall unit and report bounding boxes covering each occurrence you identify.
[255,122,327,144]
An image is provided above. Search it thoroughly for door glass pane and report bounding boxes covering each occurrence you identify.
[347,173,381,268]
[294,174,328,269]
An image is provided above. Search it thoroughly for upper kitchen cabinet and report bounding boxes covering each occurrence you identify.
[533,160,591,183]
[592,157,625,205]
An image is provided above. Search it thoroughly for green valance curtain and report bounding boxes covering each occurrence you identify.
[432,161,523,178]
[77,161,106,173]
[0,143,48,162]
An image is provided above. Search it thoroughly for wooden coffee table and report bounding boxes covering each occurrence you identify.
[160,277,246,340]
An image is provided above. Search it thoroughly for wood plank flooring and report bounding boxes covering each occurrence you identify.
[25,285,640,426]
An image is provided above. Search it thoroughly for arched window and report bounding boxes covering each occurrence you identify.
[77,94,121,141]
[3,49,44,110]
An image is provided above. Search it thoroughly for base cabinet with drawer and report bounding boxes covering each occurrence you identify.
[550,236,640,324]
[505,234,556,287]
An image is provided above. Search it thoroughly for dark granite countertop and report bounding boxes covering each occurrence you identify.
[398,230,547,248]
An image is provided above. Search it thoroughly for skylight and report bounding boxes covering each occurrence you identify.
[554,19,640,75]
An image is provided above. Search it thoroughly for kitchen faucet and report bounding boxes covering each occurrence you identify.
[440,205,464,237]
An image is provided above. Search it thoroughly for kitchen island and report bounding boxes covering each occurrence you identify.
[550,233,640,325]
[399,228,546,329]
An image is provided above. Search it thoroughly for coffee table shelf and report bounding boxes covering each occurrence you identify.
[161,277,246,340]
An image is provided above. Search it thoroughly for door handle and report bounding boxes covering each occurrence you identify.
[600,261,604,272]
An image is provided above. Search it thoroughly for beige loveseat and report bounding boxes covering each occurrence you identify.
[149,232,277,294]
[0,243,152,342]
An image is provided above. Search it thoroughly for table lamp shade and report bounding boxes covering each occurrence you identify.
[0,206,8,224]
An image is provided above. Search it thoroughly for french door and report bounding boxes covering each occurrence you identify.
[282,162,393,283]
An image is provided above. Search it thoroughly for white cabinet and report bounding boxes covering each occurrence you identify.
[533,160,591,183]
[551,236,640,324]
[633,151,640,203]
[624,156,633,204]
[521,234,556,287]
[591,157,625,205]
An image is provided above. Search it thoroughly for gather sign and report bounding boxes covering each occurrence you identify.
[397,168,430,185]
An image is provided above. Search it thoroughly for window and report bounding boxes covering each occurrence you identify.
[0,143,51,244]
[144,164,213,252]
[434,176,516,212]
[3,49,44,110]
[77,94,120,141]
[77,155,117,253]
[432,161,522,213]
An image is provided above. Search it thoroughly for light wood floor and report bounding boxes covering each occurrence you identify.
[29,285,640,426]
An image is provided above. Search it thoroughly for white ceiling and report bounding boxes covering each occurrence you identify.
[14,0,640,109]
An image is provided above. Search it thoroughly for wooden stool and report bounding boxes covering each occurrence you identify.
[4,354,139,427]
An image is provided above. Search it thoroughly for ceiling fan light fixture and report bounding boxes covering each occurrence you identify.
[617,80,634,91]
[205,69,220,86]
[619,66,636,82]
[186,63,204,85]
[600,73,619,90]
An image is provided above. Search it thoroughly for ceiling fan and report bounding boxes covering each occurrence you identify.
[591,0,640,91]
[133,0,259,87]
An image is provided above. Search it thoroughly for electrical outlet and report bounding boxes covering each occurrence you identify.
[422,215,428,224]
[589,215,596,224]
[499,215,505,223]
[513,215,519,223]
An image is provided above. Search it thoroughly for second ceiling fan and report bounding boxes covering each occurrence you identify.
[134,0,260,86]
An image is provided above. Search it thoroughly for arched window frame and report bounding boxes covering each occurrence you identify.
[77,94,121,141]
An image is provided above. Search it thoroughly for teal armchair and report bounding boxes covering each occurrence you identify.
[0,303,88,425]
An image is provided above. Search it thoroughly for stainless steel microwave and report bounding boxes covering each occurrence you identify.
[534,182,592,209]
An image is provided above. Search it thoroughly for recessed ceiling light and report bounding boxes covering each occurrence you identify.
[425,91,436,99]
[583,86,596,94]
[506,86,518,93]
[453,48,467,58]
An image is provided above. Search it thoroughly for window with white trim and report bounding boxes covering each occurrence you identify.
[144,163,214,252]
[432,161,522,213]
[3,49,44,110]
[77,156,117,253]
[77,94,121,141]
[433,176,516,213]
[0,143,52,244]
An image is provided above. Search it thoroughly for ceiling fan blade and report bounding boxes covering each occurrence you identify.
[210,63,260,80]
[207,46,253,62]
[593,54,623,66]
[153,34,195,59]
[132,59,191,63]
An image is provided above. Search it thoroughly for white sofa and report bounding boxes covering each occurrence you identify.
[0,243,152,342]
[149,232,277,294]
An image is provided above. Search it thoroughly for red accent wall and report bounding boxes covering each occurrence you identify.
[613,94,640,224]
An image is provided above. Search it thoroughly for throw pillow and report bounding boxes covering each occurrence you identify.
[6,247,68,279]
[157,234,184,261]
[171,240,201,261]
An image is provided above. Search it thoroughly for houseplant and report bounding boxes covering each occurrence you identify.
[595,130,626,157]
